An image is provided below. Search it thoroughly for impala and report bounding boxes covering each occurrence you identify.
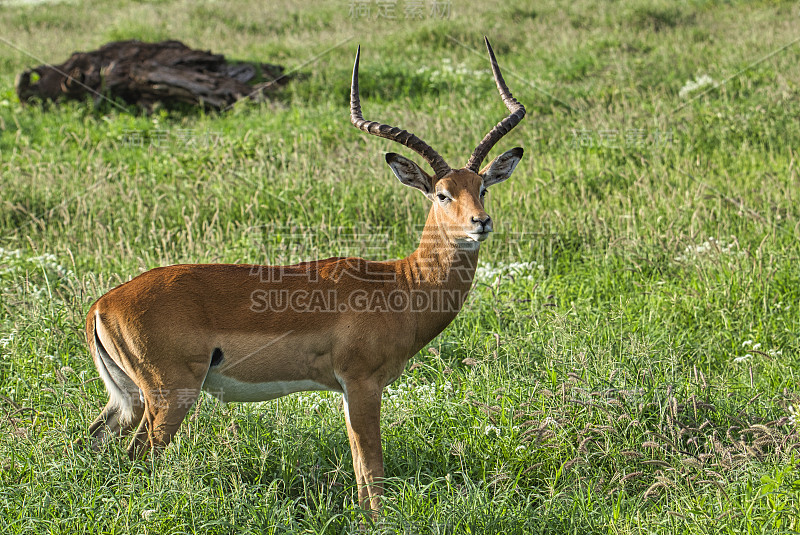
[81,37,525,514]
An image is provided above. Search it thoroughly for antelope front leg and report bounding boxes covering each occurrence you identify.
[342,383,384,516]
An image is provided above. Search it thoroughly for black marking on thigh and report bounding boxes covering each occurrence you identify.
[210,347,224,367]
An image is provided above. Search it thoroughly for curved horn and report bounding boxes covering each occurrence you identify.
[350,45,451,179]
[466,37,526,173]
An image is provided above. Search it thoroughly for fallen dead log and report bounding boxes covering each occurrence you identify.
[15,39,289,111]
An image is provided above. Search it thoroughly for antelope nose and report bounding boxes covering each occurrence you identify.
[472,215,492,231]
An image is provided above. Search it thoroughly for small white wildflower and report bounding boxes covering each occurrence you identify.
[788,406,798,427]
[141,509,157,520]
[679,74,715,99]
[515,445,526,453]
[742,340,753,347]
[752,343,761,350]
[484,425,501,436]
[733,355,751,363]
[475,261,542,284]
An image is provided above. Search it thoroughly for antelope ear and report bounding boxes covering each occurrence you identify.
[480,147,524,187]
[386,153,435,199]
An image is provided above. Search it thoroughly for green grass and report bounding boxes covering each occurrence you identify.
[1,0,800,533]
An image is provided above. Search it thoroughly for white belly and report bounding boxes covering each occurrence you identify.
[202,371,336,402]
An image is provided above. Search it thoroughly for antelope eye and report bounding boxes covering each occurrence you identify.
[437,193,449,203]
[480,190,486,198]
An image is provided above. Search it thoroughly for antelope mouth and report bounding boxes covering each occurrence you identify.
[467,230,492,242]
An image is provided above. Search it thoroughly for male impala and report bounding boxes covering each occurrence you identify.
[81,37,525,514]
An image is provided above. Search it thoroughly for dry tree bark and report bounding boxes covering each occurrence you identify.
[15,40,289,111]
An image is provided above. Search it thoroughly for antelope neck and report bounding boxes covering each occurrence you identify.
[399,205,480,291]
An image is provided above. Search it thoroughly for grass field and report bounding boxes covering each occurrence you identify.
[1,0,800,533]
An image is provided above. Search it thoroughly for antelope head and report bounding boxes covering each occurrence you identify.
[350,37,526,248]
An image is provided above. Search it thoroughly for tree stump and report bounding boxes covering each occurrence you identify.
[15,40,290,111]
